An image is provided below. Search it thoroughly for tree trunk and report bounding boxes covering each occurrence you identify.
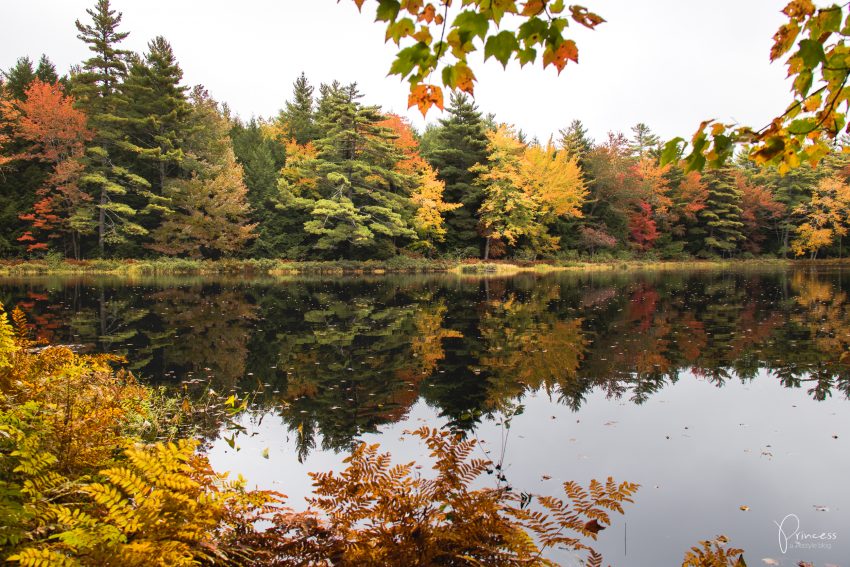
[98,188,106,257]
[782,227,790,258]
[483,237,490,260]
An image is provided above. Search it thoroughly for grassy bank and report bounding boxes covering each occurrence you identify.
[0,255,841,278]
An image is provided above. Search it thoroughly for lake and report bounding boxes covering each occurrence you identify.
[1,266,847,565]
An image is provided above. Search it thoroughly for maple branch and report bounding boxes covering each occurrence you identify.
[433,1,450,63]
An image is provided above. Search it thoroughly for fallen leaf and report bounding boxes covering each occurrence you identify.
[584,519,605,534]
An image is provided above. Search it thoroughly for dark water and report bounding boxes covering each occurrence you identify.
[1,267,848,565]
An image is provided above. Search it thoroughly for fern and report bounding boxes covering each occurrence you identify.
[682,535,746,566]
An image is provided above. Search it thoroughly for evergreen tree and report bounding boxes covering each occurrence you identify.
[277,72,319,144]
[698,168,745,256]
[280,82,417,258]
[117,36,191,240]
[1,57,37,101]
[423,92,489,256]
[230,118,288,256]
[118,37,189,189]
[629,123,660,158]
[72,0,149,256]
[557,119,593,165]
[34,55,59,85]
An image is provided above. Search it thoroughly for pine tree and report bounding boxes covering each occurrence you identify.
[118,37,190,191]
[698,168,745,256]
[72,0,149,256]
[282,82,417,258]
[116,36,191,240]
[277,72,319,144]
[628,123,660,159]
[423,92,489,256]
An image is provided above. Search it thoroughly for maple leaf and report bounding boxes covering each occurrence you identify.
[407,83,444,116]
[543,39,578,72]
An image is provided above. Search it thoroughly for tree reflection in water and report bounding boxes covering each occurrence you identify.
[2,267,849,457]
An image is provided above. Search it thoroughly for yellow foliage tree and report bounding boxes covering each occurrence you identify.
[791,175,850,258]
[475,126,586,258]
[410,162,462,247]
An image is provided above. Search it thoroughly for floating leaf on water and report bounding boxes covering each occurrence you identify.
[739,505,750,511]
[262,447,269,459]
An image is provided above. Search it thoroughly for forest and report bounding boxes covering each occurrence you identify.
[3,0,849,565]
[2,0,850,265]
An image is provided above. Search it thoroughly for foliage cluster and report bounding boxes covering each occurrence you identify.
[6,1,850,262]
[0,302,661,566]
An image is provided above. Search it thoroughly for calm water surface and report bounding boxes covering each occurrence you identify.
[1,267,847,565]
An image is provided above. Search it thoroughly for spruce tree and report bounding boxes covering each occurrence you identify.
[72,0,149,256]
[1,57,36,100]
[698,168,745,256]
[423,92,489,256]
[557,119,593,165]
[34,55,59,85]
[278,72,319,144]
[230,118,288,256]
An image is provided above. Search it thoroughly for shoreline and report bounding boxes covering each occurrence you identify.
[0,256,845,278]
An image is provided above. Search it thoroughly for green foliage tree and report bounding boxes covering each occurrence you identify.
[557,119,593,166]
[423,92,489,255]
[34,55,59,85]
[1,57,37,101]
[629,122,660,159]
[697,169,745,257]
[117,36,190,209]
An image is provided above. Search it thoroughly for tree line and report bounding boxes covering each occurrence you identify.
[2,0,850,261]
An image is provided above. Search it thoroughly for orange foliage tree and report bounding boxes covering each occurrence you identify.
[0,80,93,256]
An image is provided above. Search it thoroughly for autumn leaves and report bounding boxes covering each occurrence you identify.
[352,1,604,115]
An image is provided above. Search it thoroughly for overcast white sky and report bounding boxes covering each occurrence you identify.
[2,0,791,144]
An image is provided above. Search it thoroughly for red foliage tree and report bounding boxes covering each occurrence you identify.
[738,173,785,253]
[629,201,659,251]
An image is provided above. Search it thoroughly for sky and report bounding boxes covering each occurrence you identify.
[2,0,792,144]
